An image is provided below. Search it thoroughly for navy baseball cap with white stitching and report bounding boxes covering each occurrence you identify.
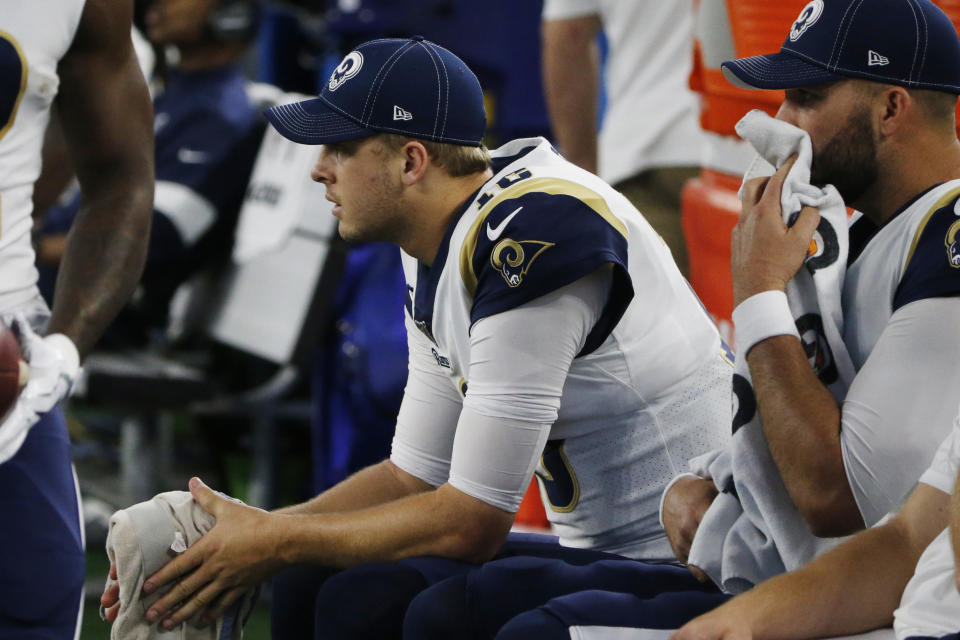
[265,36,486,146]
[721,0,960,94]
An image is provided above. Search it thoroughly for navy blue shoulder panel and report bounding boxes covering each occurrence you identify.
[463,186,633,355]
[583,265,633,356]
[893,188,960,312]
[847,214,878,267]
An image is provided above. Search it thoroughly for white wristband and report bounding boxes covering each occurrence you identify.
[732,290,799,357]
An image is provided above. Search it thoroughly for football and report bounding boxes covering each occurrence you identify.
[0,320,27,421]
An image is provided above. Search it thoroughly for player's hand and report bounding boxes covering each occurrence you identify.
[0,315,79,463]
[13,315,80,415]
[662,475,717,582]
[142,478,283,630]
[100,562,120,623]
[732,155,821,307]
[671,610,753,640]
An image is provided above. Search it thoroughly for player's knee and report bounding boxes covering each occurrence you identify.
[495,608,569,640]
[403,574,472,639]
[271,565,338,639]
[474,554,559,589]
[315,562,431,640]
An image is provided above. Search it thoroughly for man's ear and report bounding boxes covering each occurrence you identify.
[877,85,913,137]
[400,141,430,185]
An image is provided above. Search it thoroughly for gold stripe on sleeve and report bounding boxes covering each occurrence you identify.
[0,31,29,143]
[459,178,628,296]
[903,184,960,272]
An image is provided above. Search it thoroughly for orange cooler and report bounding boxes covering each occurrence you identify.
[684,0,808,335]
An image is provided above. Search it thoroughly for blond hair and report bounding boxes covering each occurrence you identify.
[377,134,491,177]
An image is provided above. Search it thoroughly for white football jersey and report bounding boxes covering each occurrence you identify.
[843,180,960,365]
[394,138,732,559]
[0,0,85,314]
[838,179,960,524]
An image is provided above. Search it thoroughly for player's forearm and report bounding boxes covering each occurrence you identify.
[541,17,600,173]
[696,519,919,640]
[49,179,152,356]
[51,0,155,357]
[747,336,862,536]
[274,483,513,569]
[274,459,433,516]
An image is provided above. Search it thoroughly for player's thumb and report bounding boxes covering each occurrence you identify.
[189,477,219,514]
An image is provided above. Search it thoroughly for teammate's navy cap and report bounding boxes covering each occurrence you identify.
[721,0,960,94]
[265,36,486,146]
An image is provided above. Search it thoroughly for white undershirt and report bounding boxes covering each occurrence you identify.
[391,268,611,511]
[841,297,960,526]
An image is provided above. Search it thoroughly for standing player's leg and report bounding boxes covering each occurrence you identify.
[0,407,85,638]
[614,166,699,276]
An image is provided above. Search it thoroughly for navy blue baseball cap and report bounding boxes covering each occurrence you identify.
[265,37,486,146]
[721,0,960,94]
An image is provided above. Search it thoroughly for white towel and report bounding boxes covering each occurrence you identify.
[102,491,258,639]
[686,110,857,593]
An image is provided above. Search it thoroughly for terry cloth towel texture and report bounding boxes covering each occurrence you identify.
[102,491,258,639]
[685,109,857,593]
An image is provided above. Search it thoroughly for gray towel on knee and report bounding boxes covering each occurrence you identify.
[102,491,258,639]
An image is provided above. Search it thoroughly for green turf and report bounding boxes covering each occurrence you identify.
[80,547,272,639]
[80,600,272,639]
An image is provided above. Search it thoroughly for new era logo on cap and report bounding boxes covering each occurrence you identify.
[393,105,413,121]
[867,50,889,67]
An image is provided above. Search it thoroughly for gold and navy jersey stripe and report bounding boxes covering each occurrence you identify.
[458,177,629,295]
[460,178,632,356]
[0,32,27,144]
[403,146,545,340]
[894,185,960,311]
